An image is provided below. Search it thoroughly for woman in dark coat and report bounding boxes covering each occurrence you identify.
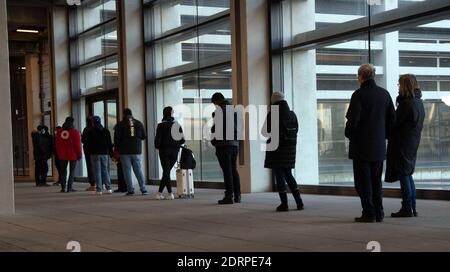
[154,106,185,200]
[386,74,425,218]
[262,92,303,212]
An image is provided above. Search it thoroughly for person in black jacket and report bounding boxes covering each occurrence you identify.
[211,92,242,205]
[345,64,396,223]
[31,125,53,187]
[262,92,303,212]
[154,107,185,200]
[85,116,113,195]
[81,116,96,191]
[386,74,425,218]
[114,108,148,196]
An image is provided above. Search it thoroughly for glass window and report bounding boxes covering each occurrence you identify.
[271,0,450,189]
[77,55,118,95]
[75,0,116,35]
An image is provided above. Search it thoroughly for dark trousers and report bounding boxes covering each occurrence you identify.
[85,154,95,186]
[159,149,179,194]
[34,159,49,185]
[353,160,384,218]
[216,146,241,198]
[55,157,62,183]
[400,175,416,211]
[60,160,77,191]
[273,168,298,193]
[117,161,127,191]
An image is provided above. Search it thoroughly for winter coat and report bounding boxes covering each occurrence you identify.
[55,122,82,161]
[154,117,185,151]
[211,100,240,147]
[263,100,298,169]
[114,115,146,155]
[84,124,113,156]
[31,131,53,160]
[345,79,396,161]
[385,89,425,182]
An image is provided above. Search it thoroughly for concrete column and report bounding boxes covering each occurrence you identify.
[379,1,399,99]
[51,7,71,127]
[119,0,147,180]
[0,0,15,215]
[25,55,41,180]
[290,0,319,185]
[231,0,271,193]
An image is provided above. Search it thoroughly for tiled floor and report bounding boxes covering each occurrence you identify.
[0,182,449,252]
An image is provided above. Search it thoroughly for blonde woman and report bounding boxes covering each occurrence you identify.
[386,74,425,217]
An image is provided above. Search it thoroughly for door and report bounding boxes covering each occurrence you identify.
[86,94,118,179]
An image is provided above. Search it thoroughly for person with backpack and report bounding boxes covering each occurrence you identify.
[31,125,53,187]
[85,116,114,195]
[55,117,82,193]
[211,92,241,205]
[154,107,185,200]
[81,116,96,191]
[114,108,148,196]
[262,92,303,212]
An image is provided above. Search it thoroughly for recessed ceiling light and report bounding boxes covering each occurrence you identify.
[16,29,39,34]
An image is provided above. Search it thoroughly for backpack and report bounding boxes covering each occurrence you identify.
[281,111,298,141]
[179,146,196,170]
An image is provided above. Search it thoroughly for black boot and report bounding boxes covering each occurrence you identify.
[218,196,233,205]
[292,189,304,210]
[234,195,241,203]
[276,192,289,212]
[391,208,413,218]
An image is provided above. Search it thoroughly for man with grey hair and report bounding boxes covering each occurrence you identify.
[345,63,395,223]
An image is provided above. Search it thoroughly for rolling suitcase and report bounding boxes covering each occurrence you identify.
[176,168,194,198]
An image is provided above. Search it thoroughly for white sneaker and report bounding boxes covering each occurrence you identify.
[166,193,175,200]
[106,190,113,194]
[155,192,165,200]
[96,191,103,196]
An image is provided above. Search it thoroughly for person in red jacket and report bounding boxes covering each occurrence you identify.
[55,117,82,193]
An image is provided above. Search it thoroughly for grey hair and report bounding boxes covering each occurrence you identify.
[358,63,376,81]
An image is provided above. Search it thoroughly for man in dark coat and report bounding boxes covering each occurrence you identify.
[263,92,303,212]
[154,106,185,200]
[31,125,53,187]
[114,108,148,196]
[345,64,396,223]
[211,92,241,205]
[81,116,96,191]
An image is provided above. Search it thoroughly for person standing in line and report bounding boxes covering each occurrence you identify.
[85,116,114,195]
[211,92,241,205]
[345,64,396,223]
[81,116,96,191]
[385,74,425,218]
[114,108,148,196]
[262,92,304,212]
[53,126,62,186]
[154,106,185,200]
[112,146,128,193]
[56,117,82,193]
[31,125,53,187]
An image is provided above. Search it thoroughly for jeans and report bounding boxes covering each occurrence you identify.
[216,146,241,198]
[273,168,298,193]
[34,159,49,185]
[353,160,384,219]
[60,160,77,191]
[120,154,147,193]
[399,175,416,211]
[159,149,179,194]
[91,155,112,193]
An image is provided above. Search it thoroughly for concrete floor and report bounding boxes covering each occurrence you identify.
[0,182,450,252]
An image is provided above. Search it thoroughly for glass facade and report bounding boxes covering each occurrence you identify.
[270,0,450,190]
[68,0,119,179]
[143,0,231,182]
